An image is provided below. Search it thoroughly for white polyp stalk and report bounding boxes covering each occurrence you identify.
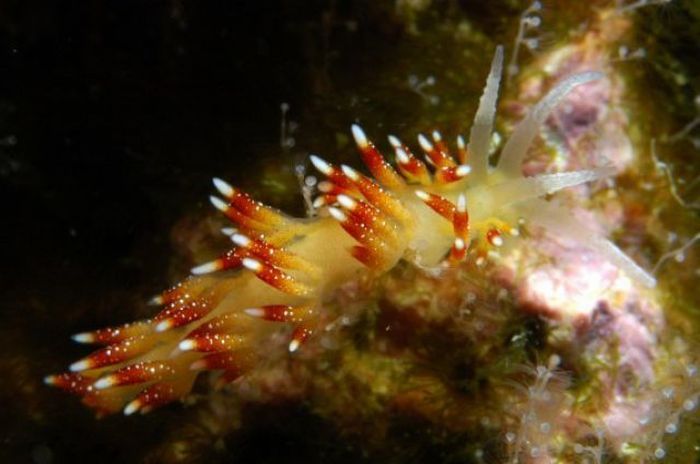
[496,71,603,177]
[467,45,504,180]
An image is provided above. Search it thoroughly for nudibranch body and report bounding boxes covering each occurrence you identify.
[46,46,655,416]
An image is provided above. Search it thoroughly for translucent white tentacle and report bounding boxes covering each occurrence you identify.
[521,198,656,288]
[483,167,615,208]
[468,45,504,180]
[496,71,603,177]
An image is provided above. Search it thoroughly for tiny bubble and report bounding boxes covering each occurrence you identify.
[497,288,508,300]
[632,48,646,59]
[505,432,516,443]
[654,447,665,459]
[525,16,541,27]
[31,444,53,464]
[548,354,561,369]
[683,398,696,411]
[665,422,677,434]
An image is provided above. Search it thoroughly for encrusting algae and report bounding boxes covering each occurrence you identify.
[46,45,654,411]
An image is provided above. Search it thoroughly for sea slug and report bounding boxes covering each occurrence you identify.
[45,46,655,416]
